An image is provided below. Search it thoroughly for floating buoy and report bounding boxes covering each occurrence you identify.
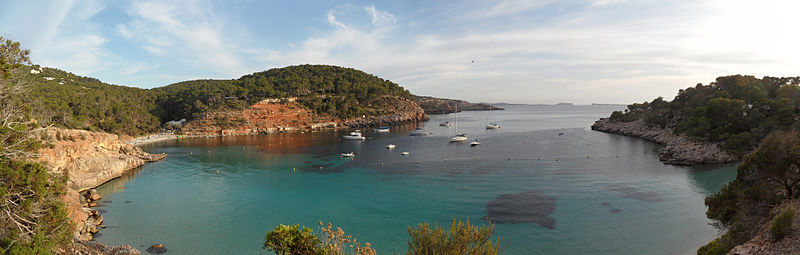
[320,166,323,169]
[381,162,384,166]
[190,152,193,155]
[416,160,420,164]
[293,168,295,172]
[243,146,245,150]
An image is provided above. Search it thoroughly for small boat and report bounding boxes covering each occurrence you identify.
[375,126,390,133]
[401,152,410,155]
[340,152,355,157]
[558,132,564,136]
[342,130,366,140]
[409,127,430,136]
[449,133,468,142]
[439,121,451,127]
[386,144,396,149]
[470,140,480,146]
[485,122,500,129]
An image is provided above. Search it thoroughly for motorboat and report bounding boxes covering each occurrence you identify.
[401,152,410,155]
[340,152,355,157]
[449,133,468,143]
[485,122,500,129]
[375,126,390,133]
[470,140,480,146]
[386,144,396,149]
[439,121,451,126]
[342,130,366,140]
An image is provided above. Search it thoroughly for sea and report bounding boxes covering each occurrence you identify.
[93,104,737,254]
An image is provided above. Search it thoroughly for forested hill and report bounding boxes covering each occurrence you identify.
[15,64,414,136]
[606,75,800,154]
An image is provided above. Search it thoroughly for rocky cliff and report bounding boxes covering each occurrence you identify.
[591,118,739,165]
[34,128,164,250]
[727,200,800,255]
[416,96,503,114]
[181,97,428,136]
[36,128,166,191]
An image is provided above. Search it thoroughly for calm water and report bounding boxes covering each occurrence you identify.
[93,105,737,254]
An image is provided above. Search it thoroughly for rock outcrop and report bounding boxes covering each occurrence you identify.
[591,118,740,165]
[57,239,140,255]
[36,128,166,191]
[181,97,428,137]
[727,201,800,255]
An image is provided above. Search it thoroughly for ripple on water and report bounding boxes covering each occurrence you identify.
[604,184,663,202]
[482,191,556,230]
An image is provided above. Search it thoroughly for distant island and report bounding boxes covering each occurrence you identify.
[415,96,503,114]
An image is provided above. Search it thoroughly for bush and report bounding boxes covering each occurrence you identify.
[263,222,375,255]
[263,224,321,255]
[0,159,73,254]
[407,218,500,255]
[697,233,735,255]
[769,205,795,241]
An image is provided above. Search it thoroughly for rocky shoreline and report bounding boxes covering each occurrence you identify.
[34,128,168,254]
[180,98,428,137]
[591,118,740,165]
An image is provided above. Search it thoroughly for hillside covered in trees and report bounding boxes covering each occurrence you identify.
[13,64,414,136]
[606,75,800,154]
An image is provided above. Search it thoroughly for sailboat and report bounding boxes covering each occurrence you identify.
[485,105,500,129]
[449,104,468,142]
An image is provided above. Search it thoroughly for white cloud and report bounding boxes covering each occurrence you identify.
[121,0,246,77]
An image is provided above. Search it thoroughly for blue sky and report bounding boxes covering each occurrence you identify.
[1,0,798,104]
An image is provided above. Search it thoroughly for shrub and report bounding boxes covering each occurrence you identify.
[769,205,795,241]
[0,159,73,254]
[697,233,735,255]
[263,224,321,255]
[263,222,375,255]
[407,218,500,255]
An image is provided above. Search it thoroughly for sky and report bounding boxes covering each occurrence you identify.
[1,0,798,104]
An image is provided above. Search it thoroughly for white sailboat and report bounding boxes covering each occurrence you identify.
[485,105,500,129]
[449,104,468,142]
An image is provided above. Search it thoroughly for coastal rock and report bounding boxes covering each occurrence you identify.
[591,118,739,165]
[146,243,167,254]
[35,128,167,191]
[180,97,428,137]
[57,239,141,255]
[727,201,800,255]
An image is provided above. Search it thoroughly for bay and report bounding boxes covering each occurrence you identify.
[93,105,736,254]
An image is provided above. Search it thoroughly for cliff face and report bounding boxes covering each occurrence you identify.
[181,97,428,136]
[416,96,503,114]
[36,128,166,191]
[727,200,800,255]
[591,118,740,165]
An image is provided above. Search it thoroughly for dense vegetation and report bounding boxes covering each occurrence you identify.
[263,219,500,255]
[0,37,73,255]
[155,65,413,121]
[609,75,800,154]
[13,64,414,136]
[699,131,800,254]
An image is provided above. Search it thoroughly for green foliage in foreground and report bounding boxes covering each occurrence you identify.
[696,233,735,255]
[264,219,500,255]
[608,75,800,154]
[769,205,795,241]
[0,36,73,255]
[264,224,321,255]
[0,159,73,255]
[407,218,500,255]
[702,130,800,254]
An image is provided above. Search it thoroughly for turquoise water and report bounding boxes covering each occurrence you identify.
[93,105,737,254]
